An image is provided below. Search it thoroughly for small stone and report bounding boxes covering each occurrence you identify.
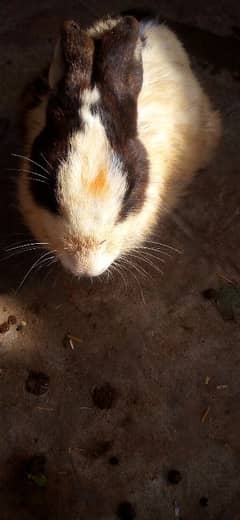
[117,501,136,520]
[16,320,27,331]
[199,497,208,507]
[25,371,49,396]
[167,469,182,485]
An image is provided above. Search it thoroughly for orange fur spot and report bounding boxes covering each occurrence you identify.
[88,169,108,196]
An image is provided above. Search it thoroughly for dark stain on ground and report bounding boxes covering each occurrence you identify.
[0,315,17,334]
[8,315,17,325]
[92,383,117,409]
[200,496,208,507]
[202,288,217,300]
[120,414,134,428]
[88,440,113,459]
[202,286,240,321]
[116,501,136,520]
[25,371,49,395]
[167,469,182,484]
[109,456,119,465]
[25,455,47,488]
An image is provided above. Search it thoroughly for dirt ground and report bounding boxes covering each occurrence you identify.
[0,1,240,519]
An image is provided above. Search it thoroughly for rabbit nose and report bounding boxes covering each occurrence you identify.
[60,252,111,277]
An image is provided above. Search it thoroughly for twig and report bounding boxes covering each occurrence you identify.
[68,334,83,344]
[201,406,211,423]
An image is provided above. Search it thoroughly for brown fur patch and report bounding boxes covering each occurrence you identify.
[61,20,94,91]
[92,17,143,144]
[64,235,98,252]
[88,168,108,196]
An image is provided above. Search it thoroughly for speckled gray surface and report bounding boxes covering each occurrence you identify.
[0,2,240,519]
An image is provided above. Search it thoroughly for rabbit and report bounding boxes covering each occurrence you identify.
[18,15,221,278]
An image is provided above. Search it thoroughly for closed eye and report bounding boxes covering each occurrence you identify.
[99,240,106,245]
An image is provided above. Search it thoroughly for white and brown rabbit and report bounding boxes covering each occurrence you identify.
[18,15,221,277]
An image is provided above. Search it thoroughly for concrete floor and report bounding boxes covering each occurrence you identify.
[1,1,240,519]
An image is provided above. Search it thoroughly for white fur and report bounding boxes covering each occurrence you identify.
[58,124,127,238]
[88,17,121,38]
[80,86,101,125]
[18,19,221,277]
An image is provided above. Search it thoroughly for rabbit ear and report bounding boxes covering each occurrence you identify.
[61,20,94,88]
[97,16,142,98]
[49,20,94,91]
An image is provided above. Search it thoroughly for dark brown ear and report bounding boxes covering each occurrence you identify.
[95,16,143,99]
[49,20,94,91]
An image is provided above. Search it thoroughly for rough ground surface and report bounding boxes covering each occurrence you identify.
[0,1,240,519]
